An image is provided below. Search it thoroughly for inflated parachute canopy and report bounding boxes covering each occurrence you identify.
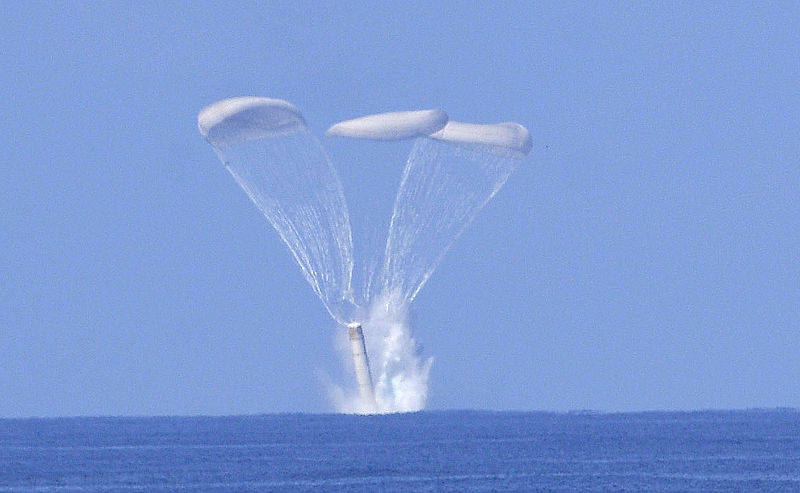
[430,121,532,159]
[326,109,530,159]
[198,97,307,149]
[325,109,448,140]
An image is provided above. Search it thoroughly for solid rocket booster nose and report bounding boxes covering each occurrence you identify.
[348,323,376,407]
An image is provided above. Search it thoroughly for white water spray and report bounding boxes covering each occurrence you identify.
[199,99,530,414]
[331,292,432,414]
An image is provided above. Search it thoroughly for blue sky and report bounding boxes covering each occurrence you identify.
[2,2,799,416]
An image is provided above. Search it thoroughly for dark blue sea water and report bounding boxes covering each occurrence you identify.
[1,410,798,492]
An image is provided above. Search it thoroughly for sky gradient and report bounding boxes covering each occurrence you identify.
[2,2,799,416]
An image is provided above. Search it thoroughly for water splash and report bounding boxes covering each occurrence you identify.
[330,291,433,414]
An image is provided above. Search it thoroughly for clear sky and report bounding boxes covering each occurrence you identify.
[2,2,799,417]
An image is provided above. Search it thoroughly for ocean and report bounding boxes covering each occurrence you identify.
[1,410,798,491]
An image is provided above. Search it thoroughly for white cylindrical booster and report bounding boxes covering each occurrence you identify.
[348,322,376,406]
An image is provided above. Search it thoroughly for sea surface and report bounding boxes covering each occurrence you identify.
[1,409,798,492]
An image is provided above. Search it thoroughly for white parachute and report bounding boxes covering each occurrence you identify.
[199,97,308,148]
[199,99,530,414]
[199,97,354,323]
[325,112,531,304]
[326,109,448,140]
[430,121,532,159]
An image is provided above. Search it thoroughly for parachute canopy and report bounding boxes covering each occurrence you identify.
[430,121,532,159]
[326,109,448,141]
[198,97,307,149]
